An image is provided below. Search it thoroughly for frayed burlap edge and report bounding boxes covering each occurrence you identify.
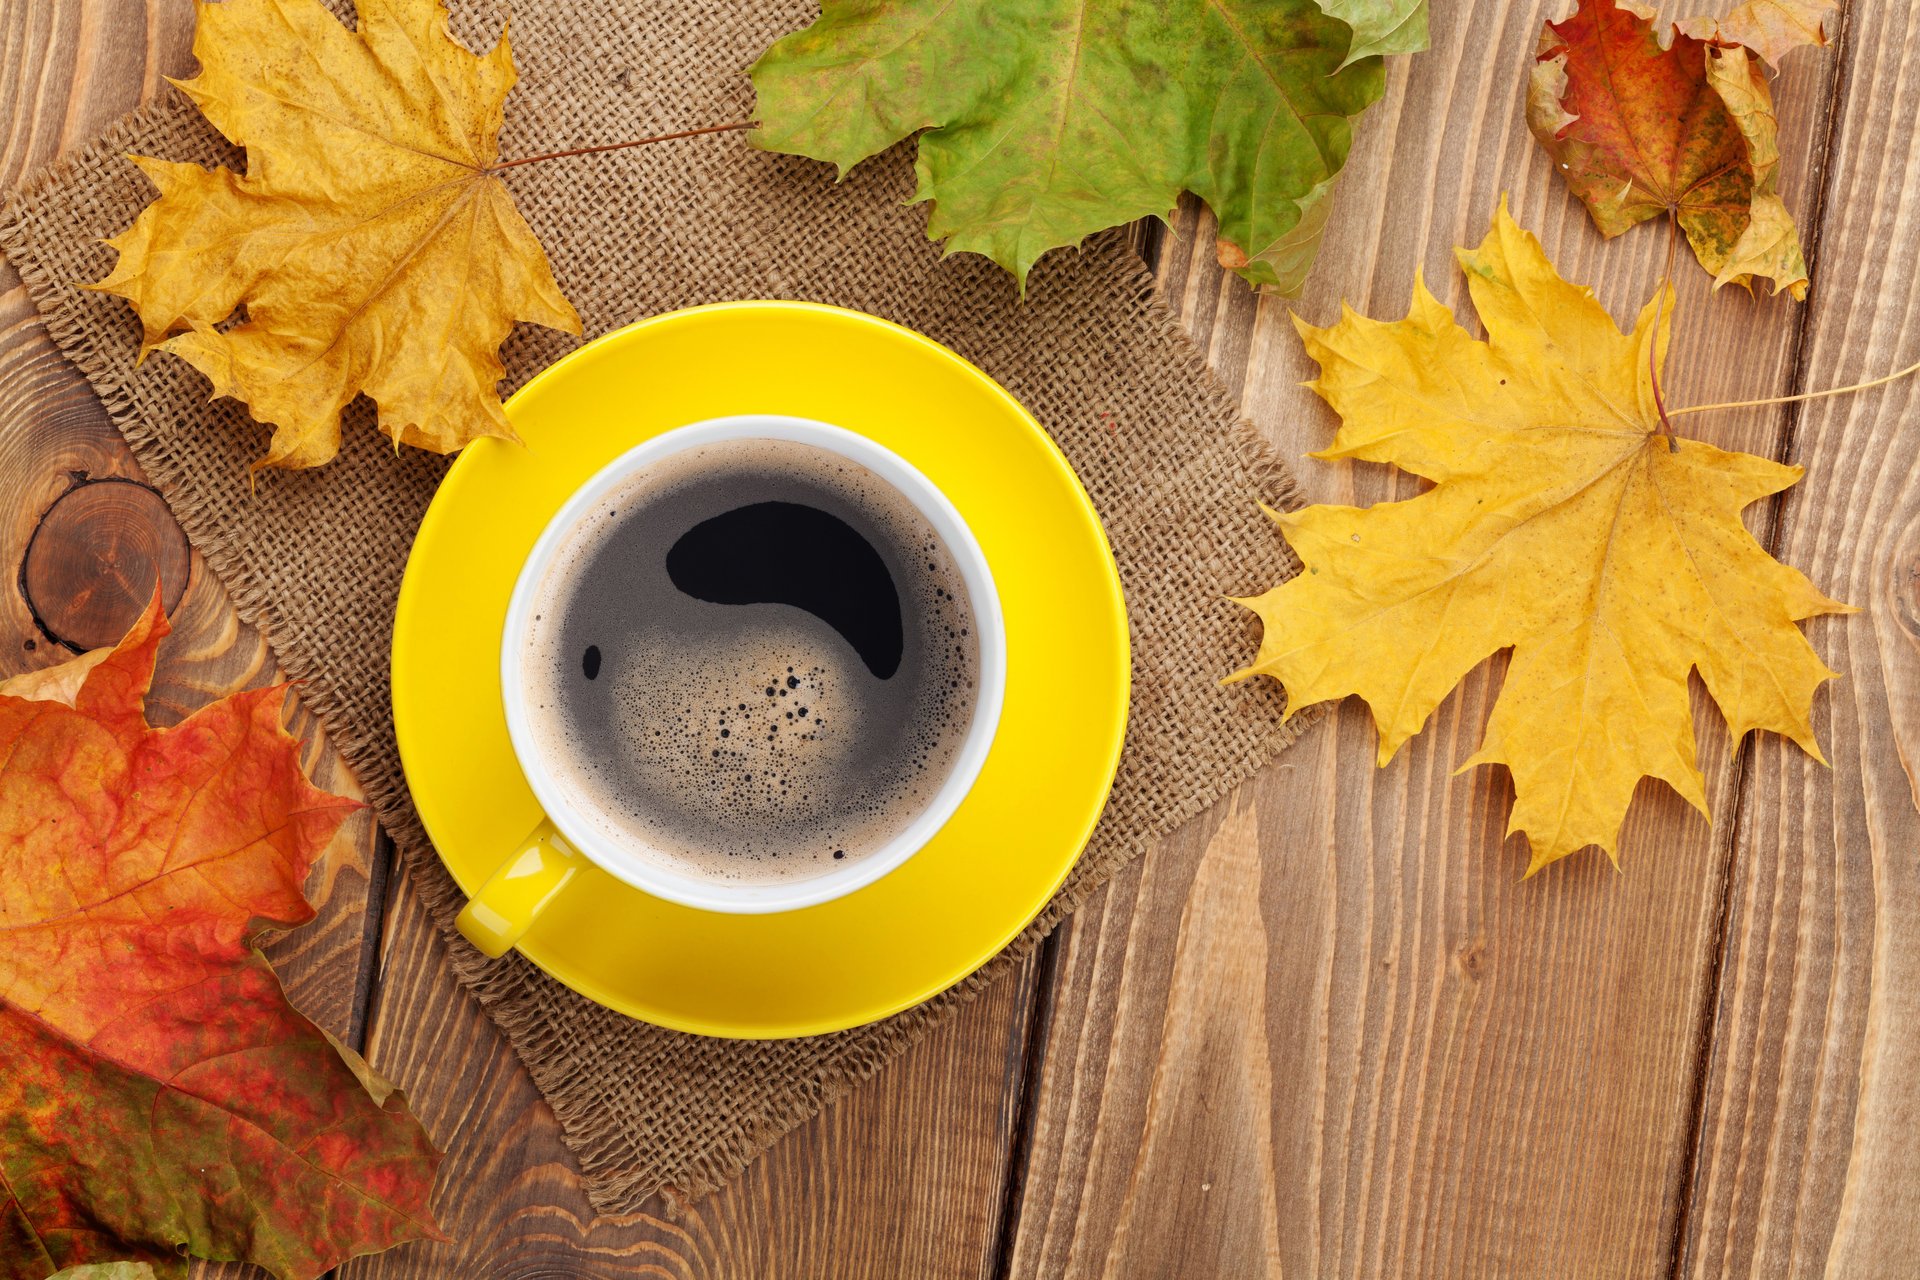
[0,94,1315,1211]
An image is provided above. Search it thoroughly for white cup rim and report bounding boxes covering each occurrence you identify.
[500,414,1007,913]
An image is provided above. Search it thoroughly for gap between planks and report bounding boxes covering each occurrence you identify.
[989,927,1067,1280]
[978,214,1172,1278]
[343,830,398,1054]
[1663,4,1859,1276]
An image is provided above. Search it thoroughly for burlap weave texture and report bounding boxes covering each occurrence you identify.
[0,0,1307,1209]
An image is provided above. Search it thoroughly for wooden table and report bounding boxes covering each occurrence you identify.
[7,2,1919,1276]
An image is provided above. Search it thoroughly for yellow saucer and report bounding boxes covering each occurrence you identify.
[392,302,1129,1038]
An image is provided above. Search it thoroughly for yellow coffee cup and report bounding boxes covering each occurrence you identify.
[455,414,1006,958]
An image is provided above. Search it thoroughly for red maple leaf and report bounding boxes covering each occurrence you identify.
[1526,0,1833,299]
[0,594,441,1280]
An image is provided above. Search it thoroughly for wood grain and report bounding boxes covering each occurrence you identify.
[21,475,190,649]
[1094,797,1286,1279]
[1005,1,1864,1275]
[1678,1,1920,1274]
[0,1,194,193]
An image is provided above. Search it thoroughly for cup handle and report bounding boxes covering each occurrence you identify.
[455,819,585,958]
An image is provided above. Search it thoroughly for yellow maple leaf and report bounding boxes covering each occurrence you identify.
[1230,201,1852,873]
[91,0,582,470]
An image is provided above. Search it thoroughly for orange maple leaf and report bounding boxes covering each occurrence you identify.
[0,594,442,1279]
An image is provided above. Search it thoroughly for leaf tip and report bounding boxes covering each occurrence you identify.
[1452,746,1494,780]
[1371,723,1410,769]
[1518,836,1556,879]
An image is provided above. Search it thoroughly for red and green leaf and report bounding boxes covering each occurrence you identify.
[1527,0,1829,299]
[0,595,441,1280]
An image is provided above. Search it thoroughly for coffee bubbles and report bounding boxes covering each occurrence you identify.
[520,438,979,885]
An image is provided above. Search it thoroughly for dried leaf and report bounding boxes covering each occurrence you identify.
[750,0,1429,295]
[1677,0,1835,67]
[0,647,114,707]
[0,595,441,1279]
[1231,203,1852,873]
[1527,0,1829,299]
[91,0,581,470]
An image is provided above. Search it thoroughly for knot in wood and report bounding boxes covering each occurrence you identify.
[21,477,189,652]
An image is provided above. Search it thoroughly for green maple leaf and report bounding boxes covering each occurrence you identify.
[1321,0,1429,63]
[749,0,1427,294]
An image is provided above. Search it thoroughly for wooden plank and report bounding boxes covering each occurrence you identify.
[340,858,1040,1280]
[1004,1,1852,1274]
[0,0,193,190]
[1677,1,1920,1273]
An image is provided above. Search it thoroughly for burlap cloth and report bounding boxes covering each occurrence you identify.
[0,0,1309,1211]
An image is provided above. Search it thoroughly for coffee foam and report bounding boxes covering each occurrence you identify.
[520,436,979,886]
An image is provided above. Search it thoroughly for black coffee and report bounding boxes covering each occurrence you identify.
[521,437,980,885]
